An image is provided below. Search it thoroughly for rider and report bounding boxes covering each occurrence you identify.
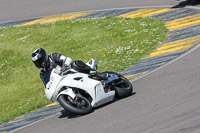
[31,48,72,79]
[31,48,108,80]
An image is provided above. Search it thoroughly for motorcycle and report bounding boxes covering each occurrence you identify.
[42,59,133,115]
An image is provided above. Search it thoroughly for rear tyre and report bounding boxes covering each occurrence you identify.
[103,71,133,98]
[113,76,133,98]
[58,93,92,115]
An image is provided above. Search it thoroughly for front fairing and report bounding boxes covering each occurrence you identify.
[44,69,62,101]
[56,72,115,107]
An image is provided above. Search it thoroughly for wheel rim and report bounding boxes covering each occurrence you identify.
[67,94,90,109]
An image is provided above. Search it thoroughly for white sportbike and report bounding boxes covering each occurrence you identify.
[42,59,133,115]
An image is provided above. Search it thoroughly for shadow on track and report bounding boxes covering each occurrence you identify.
[58,92,136,119]
[173,0,200,8]
[58,110,82,119]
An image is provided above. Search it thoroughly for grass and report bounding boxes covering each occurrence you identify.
[0,16,168,124]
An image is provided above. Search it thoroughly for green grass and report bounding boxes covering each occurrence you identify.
[0,16,168,124]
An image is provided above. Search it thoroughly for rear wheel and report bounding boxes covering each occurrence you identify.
[58,93,92,115]
[113,76,133,98]
[103,71,133,98]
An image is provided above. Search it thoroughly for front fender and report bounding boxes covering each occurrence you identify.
[57,88,76,100]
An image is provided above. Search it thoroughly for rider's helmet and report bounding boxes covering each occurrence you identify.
[31,48,48,68]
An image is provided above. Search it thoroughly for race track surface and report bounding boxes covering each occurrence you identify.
[1,0,200,133]
[0,0,177,23]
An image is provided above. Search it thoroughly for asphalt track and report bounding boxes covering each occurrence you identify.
[0,0,177,23]
[1,0,200,133]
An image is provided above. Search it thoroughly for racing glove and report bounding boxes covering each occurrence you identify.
[61,57,72,72]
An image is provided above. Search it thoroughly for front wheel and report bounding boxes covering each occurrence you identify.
[57,93,92,115]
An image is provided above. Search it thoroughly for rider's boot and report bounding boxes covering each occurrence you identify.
[96,72,108,80]
[89,71,108,80]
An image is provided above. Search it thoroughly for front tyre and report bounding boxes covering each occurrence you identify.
[58,94,92,115]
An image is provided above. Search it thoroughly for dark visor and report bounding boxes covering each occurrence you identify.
[33,57,44,68]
